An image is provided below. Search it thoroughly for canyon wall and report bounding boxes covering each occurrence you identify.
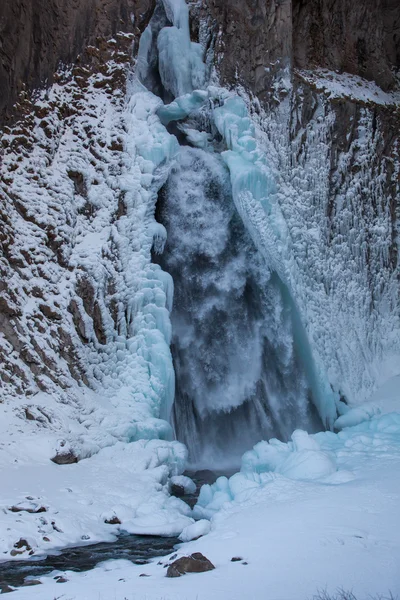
[0,0,154,123]
[0,0,399,421]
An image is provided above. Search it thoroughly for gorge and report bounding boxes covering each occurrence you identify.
[0,0,399,597]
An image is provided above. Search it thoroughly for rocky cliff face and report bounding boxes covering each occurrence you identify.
[0,0,154,124]
[195,0,399,99]
[0,0,399,423]
[193,0,399,402]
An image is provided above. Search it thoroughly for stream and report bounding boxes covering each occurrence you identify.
[0,470,222,593]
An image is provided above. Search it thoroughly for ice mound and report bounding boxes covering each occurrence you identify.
[179,519,211,542]
[194,429,337,519]
[194,412,400,519]
[241,429,336,481]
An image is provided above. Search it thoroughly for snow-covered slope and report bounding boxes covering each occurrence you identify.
[0,34,178,451]
[7,382,400,598]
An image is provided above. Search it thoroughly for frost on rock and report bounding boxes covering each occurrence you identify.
[0,40,182,454]
[0,32,192,553]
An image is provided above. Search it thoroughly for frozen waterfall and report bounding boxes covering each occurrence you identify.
[156,147,322,466]
[134,0,338,465]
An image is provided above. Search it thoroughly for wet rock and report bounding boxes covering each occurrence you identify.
[10,503,46,514]
[55,576,68,583]
[166,553,215,578]
[10,539,32,556]
[104,516,121,525]
[170,483,185,497]
[192,470,218,486]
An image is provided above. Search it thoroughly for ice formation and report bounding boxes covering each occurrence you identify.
[194,411,400,519]
[136,0,399,462]
[135,0,342,464]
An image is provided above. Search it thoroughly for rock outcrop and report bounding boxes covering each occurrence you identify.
[0,0,154,124]
[195,0,399,100]
[166,552,215,577]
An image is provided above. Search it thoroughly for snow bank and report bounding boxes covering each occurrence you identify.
[7,405,400,600]
[297,68,400,107]
[179,519,211,542]
[0,434,192,559]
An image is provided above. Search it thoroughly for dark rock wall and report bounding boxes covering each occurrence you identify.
[194,0,399,100]
[2,0,398,124]
[196,0,291,102]
[292,0,400,90]
[0,0,154,123]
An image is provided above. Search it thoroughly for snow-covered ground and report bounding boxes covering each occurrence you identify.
[4,376,400,599]
[0,389,194,558]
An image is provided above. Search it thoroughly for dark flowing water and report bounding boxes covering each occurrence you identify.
[0,533,179,593]
[0,470,222,594]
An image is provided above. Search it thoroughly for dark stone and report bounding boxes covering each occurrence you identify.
[0,584,15,593]
[10,538,32,556]
[24,408,36,420]
[39,303,62,321]
[52,521,63,533]
[14,539,31,550]
[170,484,185,497]
[166,565,181,578]
[166,553,215,578]
[55,576,68,583]
[10,505,46,514]
[192,470,218,486]
[0,0,156,126]
[230,556,242,562]
[104,516,121,525]
[67,170,87,198]
[51,451,78,465]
